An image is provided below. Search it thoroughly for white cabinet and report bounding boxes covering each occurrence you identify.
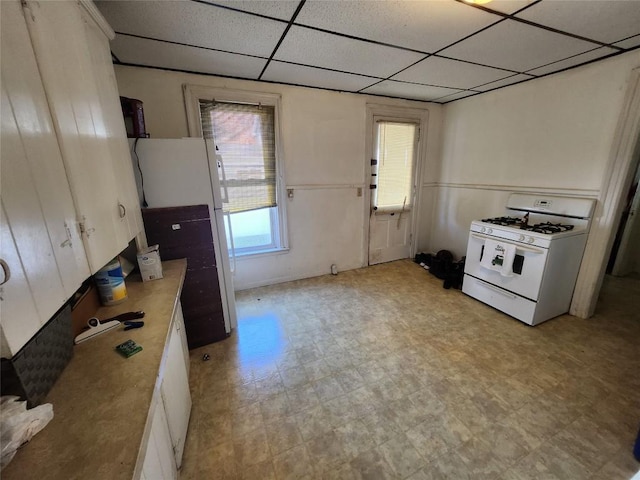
[79,3,144,247]
[160,309,192,468]
[22,0,142,274]
[1,0,145,356]
[138,304,191,479]
[141,397,178,480]
[0,0,91,357]
[0,205,42,357]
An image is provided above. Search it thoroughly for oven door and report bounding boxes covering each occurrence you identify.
[463,232,548,301]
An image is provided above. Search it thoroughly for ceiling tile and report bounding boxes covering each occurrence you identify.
[262,61,380,92]
[439,19,601,71]
[516,1,640,44]
[111,35,266,78]
[294,0,501,53]
[614,34,640,50]
[96,0,286,57]
[393,55,515,90]
[480,0,537,15]
[472,73,534,92]
[525,47,618,76]
[212,0,300,20]
[361,80,462,102]
[274,26,425,78]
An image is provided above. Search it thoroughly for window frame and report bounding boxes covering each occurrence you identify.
[184,84,289,256]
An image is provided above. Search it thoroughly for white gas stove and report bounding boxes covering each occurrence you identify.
[462,193,595,326]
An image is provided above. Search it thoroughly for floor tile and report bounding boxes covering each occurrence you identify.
[376,432,426,478]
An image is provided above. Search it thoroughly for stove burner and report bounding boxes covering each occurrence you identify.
[481,216,524,227]
[481,217,575,235]
[521,222,575,234]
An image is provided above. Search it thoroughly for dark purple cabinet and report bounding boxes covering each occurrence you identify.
[142,205,227,348]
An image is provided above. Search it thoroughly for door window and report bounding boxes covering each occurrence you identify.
[373,121,418,213]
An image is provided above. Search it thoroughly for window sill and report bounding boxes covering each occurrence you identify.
[234,247,290,260]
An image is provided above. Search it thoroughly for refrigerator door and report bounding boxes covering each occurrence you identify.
[205,139,225,210]
[133,138,215,209]
[205,138,237,277]
[133,138,237,334]
[214,208,237,330]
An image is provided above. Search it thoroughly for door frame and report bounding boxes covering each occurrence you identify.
[611,158,640,276]
[571,67,640,318]
[363,104,429,267]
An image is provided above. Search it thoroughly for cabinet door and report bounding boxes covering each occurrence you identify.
[160,317,192,469]
[0,85,66,327]
[1,0,90,299]
[0,203,42,358]
[142,397,178,480]
[175,302,190,376]
[23,0,127,273]
[79,5,143,246]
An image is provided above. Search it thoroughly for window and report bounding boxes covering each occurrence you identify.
[373,121,418,213]
[186,86,287,256]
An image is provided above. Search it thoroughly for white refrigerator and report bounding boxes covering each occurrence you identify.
[132,138,237,333]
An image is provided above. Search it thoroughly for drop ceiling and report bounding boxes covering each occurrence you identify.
[97,0,640,104]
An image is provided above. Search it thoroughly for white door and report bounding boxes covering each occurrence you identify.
[368,118,420,265]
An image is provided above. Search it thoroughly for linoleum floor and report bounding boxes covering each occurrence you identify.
[181,260,640,479]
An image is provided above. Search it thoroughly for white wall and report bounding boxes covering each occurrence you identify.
[432,50,640,259]
[114,66,442,289]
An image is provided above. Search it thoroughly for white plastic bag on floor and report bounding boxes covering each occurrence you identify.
[0,396,54,469]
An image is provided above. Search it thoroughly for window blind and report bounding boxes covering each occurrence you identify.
[375,121,417,212]
[200,101,277,213]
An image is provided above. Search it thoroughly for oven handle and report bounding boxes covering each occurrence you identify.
[470,233,545,254]
[476,279,518,299]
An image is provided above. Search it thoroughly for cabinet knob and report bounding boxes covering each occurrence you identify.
[119,203,126,219]
[0,259,10,286]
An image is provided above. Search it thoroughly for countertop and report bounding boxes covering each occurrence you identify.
[2,259,187,480]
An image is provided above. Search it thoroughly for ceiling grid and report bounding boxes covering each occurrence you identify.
[97,0,640,104]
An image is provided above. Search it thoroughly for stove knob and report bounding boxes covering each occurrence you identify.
[519,234,525,241]
[481,227,486,233]
[527,237,535,244]
[487,228,493,234]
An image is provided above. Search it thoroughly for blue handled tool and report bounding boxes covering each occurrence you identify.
[123,320,144,331]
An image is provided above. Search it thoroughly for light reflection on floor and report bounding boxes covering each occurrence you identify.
[233,312,287,372]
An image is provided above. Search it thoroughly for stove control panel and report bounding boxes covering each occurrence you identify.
[534,199,552,209]
[471,222,551,248]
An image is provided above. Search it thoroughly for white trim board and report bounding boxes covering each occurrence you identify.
[426,183,599,198]
[572,67,640,318]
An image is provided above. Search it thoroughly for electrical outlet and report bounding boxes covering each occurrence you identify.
[357,187,362,197]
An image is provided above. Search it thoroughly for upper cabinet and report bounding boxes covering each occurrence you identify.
[0,0,143,357]
[1,0,92,356]
[22,0,143,273]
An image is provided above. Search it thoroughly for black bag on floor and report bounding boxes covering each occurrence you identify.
[430,250,454,280]
[443,257,465,290]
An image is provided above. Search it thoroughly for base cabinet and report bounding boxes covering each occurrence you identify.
[161,306,192,468]
[137,303,191,479]
[141,397,177,480]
